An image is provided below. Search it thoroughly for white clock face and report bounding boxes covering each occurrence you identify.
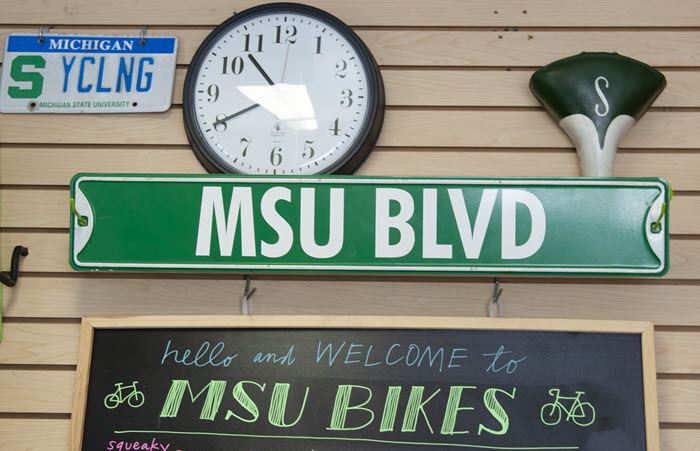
[186,7,380,175]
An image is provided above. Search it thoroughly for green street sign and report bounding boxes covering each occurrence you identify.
[70,175,670,276]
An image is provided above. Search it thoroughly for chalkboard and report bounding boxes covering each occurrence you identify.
[70,316,659,451]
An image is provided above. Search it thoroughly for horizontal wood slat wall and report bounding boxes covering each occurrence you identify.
[3,110,700,148]
[1,0,698,26]
[1,1,698,449]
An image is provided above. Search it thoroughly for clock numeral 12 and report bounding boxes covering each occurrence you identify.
[275,25,297,44]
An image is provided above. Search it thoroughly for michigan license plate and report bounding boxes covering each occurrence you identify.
[0,33,178,113]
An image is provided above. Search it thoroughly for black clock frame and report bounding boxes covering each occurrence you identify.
[183,2,385,175]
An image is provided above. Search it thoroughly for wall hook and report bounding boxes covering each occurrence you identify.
[37,25,53,44]
[1,246,29,287]
[488,278,504,318]
[139,26,148,46]
[241,275,256,316]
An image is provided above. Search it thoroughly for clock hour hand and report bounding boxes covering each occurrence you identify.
[247,54,275,86]
[213,103,261,127]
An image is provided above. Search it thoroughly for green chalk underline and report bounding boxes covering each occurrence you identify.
[114,429,579,450]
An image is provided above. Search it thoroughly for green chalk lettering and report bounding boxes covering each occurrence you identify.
[268,383,309,428]
[380,386,402,432]
[401,386,440,433]
[159,380,226,421]
[327,385,375,431]
[226,380,266,423]
[440,386,477,435]
[478,388,516,436]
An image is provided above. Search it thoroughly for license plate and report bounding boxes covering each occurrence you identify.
[0,33,178,113]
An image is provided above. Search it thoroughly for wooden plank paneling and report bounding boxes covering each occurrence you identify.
[382,70,700,108]
[4,28,700,68]
[0,323,80,365]
[670,196,700,236]
[1,322,697,373]
[656,331,700,374]
[169,69,700,108]
[2,110,700,149]
[3,189,698,235]
[660,429,700,451]
[4,277,700,325]
[3,147,696,188]
[0,190,68,228]
[2,231,695,279]
[0,370,74,413]
[1,0,698,446]
[0,419,70,450]
[658,379,700,423]
[1,0,698,27]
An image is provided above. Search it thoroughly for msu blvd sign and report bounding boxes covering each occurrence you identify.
[70,175,669,276]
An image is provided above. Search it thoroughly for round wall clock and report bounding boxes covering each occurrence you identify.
[183,3,385,175]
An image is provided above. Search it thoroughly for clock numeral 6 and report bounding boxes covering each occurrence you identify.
[340,89,353,108]
[222,56,244,75]
[303,140,315,159]
[214,113,228,132]
[207,84,219,103]
[270,147,283,166]
[240,137,252,157]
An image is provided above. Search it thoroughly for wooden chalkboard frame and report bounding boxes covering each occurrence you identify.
[69,316,660,451]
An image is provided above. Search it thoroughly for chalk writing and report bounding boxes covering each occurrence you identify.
[106,438,179,451]
[104,381,145,409]
[160,380,226,421]
[161,340,237,367]
[253,345,296,365]
[81,327,649,451]
[316,341,468,373]
[540,389,596,427]
[483,346,527,374]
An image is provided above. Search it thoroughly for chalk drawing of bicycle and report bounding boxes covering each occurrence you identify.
[104,381,145,409]
[540,388,595,427]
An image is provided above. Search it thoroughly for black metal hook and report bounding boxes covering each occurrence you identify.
[0,246,29,287]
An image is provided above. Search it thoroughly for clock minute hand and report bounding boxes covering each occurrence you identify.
[248,54,275,86]
[213,103,261,127]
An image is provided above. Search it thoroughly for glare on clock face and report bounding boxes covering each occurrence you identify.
[191,11,372,174]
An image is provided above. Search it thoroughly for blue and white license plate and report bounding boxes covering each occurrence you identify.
[0,33,178,113]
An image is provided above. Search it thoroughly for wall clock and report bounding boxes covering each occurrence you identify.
[183,3,385,175]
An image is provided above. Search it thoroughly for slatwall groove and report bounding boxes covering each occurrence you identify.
[3,28,700,67]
